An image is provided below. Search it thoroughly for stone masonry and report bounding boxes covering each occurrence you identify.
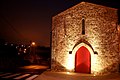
[51,2,119,75]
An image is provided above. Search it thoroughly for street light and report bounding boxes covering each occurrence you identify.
[31,42,35,46]
[29,41,36,63]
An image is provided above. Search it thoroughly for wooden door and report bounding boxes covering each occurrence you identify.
[75,46,90,73]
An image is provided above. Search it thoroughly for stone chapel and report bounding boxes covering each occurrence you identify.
[51,2,119,75]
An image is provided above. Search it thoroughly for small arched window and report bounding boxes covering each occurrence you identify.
[82,17,85,35]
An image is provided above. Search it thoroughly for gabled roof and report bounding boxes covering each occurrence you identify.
[53,1,117,18]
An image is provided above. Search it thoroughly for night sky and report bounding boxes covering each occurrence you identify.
[0,0,119,47]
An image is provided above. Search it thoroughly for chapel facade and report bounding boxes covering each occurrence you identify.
[51,2,119,75]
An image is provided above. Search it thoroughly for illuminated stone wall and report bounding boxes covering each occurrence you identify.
[51,2,119,75]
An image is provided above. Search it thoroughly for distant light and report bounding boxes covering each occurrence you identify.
[24,49,26,51]
[24,48,27,53]
[5,43,7,45]
[19,48,22,51]
[24,51,26,53]
[31,42,35,46]
[18,53,20,55]
[21,45,24,47]
[11,44,13,46]
[16,46,18,49]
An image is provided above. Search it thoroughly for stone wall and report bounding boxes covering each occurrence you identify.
[52,2,119,75]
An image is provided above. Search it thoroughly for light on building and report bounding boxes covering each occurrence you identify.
[117,25,120,32]
[66,52,74,71]
[66,72,70,74]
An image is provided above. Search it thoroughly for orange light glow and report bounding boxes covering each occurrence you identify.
[20,65,48,69]
[31,42,35,46]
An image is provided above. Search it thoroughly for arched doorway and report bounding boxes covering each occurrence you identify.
[75,46,91,73]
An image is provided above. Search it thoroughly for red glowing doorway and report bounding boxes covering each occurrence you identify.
[75,46,91,73]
